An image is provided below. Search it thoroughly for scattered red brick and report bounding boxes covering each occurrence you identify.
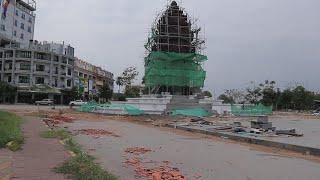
[77,129,121,137]
[194,173,202,179]
[125,147,152,155]
[124,158,185,180]
[124,157,141,166]
[48,115,74,123]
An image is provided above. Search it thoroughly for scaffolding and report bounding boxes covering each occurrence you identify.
[144,1,207,95]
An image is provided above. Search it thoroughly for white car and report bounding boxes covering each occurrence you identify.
[35,99,54,105]
[69,100,87,106]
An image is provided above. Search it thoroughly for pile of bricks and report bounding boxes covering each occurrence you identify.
[124,158,185,180]
[43,115,74,127]
[49,115,74,123]
[125,147,152,155]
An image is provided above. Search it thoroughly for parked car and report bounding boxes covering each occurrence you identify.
[69,100,87,106]
[35,99,54,105]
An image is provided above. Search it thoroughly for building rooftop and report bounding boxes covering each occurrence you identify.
[17,0,36,11]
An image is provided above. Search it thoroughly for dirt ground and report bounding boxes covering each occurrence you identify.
[2,105,320,180]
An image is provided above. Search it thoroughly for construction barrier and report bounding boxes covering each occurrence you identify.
[78,102,144,116]
[171,108,211,117]
[231,103,273,116]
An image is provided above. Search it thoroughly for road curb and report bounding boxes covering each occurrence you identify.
[166,124,320,157]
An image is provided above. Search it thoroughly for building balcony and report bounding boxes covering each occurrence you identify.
[3,69,13,73]
[33,71,50,76]
[15,69,31,74]
[34,58,51,63]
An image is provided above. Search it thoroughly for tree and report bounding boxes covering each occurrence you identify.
[202,91,213,97]
[116,77,124,93]
[99,84,113,102]
[218,94,235,104]
[245,86,262,104]
[124,86,141,98]
[259,80,278,106]
[291,86,314,110]
[121,67,139,87]
[218,89,246,104]
[0,82,17,103]
[71,87,82,100]
[278,89,293,110]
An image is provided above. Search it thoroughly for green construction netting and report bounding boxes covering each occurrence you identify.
[78,102,97,113]
[231,104,273,116]
[144,51,207,88]
[171,108,211,117]
[78,103,144,116]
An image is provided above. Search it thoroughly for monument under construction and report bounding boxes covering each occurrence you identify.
[144,0,207,95]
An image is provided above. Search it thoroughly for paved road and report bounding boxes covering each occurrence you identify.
[66,119,320,180]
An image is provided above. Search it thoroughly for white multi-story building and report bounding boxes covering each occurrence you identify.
[0,41,76,104]
[0,0,36,48]
[0,0,114,104]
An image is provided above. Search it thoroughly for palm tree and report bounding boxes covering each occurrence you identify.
[116,77,123,93]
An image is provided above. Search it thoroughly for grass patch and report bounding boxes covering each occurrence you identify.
[40,129,71,140]
[0,111,24,151]
[54,153,117,180]
[42,128,117,179]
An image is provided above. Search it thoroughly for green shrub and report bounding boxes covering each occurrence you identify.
[0,111,23,150]
[55,152,116,180]
[40,129,70,140]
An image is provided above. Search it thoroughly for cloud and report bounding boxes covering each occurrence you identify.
[35,0,320,95]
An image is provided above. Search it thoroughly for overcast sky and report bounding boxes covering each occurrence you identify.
[35,0,320,96]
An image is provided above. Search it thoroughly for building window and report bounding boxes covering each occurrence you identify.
[7,63,12,70]
[13,31,17,37]
[21,13,25,19]
[54,56,59,62]
[67,79,72,87]
[67,68,72,76]
[14,20,18,27]
[36,64,45,72]
[16,10,19,16]
[20,23,24,30]
[20,63,31,70]
[7,76,11,83]
[20,33,24,39]
[62,57,67,64]
[19,76,30,84]
[54,79,58,87]
[0,25,5,31]
[16,51,31,58]
[35,77,45,84]
[28,17,32,23]
[27,26,32,33]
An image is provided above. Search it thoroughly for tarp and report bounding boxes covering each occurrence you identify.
[231,103,273,116]
[171,108,211,117]
[144,51,207,88]
[78,103,144,116]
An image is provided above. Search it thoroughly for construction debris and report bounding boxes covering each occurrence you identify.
[77,129,120,137]
[124,158,185,180]
[276,129,304,137]
[48,115,74,123]
[251,116,275,131]
[125,147,152,155]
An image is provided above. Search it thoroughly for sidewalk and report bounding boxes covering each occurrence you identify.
[0,150,12,180]
[6,116,69,180]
